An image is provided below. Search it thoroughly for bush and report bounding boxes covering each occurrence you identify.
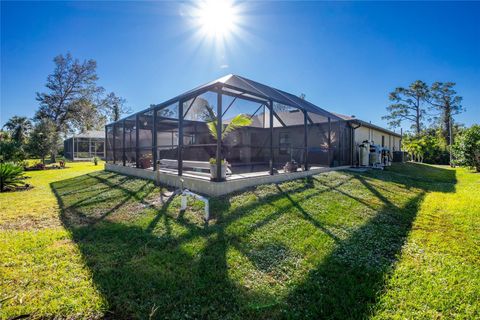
[452,125,480,171]
[423,148,450,165]
[34,163,46,170]
[0,139,27,163]
[0,162,26,192]
[402,130,451,165]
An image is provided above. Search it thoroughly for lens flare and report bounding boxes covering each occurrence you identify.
[190,0,241,41]
[181,0,251,69]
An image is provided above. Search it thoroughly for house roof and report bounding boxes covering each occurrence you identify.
[234,110,329,128]
[332,113,401,137]
[69,130,104,139]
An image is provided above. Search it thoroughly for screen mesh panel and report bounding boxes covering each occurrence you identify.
[106,75,352,177]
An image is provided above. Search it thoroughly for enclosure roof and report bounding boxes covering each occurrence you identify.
[203,74,341,119]
[333,113,401,137]
[68,130,105,139]
[107,74,343,126]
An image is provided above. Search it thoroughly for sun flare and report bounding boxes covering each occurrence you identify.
[193,0,240,39]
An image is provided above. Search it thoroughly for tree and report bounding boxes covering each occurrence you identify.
[402,135,425,162]
[452,124,480,172]
[27,119,56,164]
[429,82,464,146]
[0,131,27,163]
[152,103,177,118]
[100,92,130,122]
[72,98,107,132]
[35,53,103,160]
[383,80,430,135]
[401,129,453,165]
[2,116,32,145]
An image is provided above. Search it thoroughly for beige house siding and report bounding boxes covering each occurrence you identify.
[354,126,401,151]
[356,127,370,143]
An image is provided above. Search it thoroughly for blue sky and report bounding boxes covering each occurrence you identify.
[1,1,479,132]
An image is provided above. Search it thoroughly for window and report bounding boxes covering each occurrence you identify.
[381,135,385,147]
[279,132,290,155]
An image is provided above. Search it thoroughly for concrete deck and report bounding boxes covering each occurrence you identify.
[105,163,350,196]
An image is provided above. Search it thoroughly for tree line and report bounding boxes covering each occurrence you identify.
[384,80,463,142]
[383,80,479,171]
[1,53,131,163]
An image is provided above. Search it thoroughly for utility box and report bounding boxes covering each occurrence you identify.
[393,151,407,163]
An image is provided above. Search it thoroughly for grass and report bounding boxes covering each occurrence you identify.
[1,162,479,319]
[0,161,106,318]
[0,161,104,229]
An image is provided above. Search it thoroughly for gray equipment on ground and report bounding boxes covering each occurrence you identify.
[393,151,407,163]
[382,148,392,167]
[359,140,370,166]
[369,144,383,169]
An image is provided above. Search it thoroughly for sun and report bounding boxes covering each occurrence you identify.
[192,0,240,40]
[181,0,249,67]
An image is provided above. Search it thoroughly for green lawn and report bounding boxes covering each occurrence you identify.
[1,163,479,319]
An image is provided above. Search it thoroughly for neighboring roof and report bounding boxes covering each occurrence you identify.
[240,110,328,128]
[331,113,355,121]
[68,130,104,139]
[107,74,342,126]
[333,113,401,137]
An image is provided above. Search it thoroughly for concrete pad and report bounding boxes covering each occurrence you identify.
[105,163,349,196]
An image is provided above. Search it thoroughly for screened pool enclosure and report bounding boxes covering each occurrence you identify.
[105,75,352,181]
[64,130,105,160]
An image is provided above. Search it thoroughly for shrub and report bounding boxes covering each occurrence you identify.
[452,124,480,171]
[0,162,26,192]
[402,131,451,165]
[34,163,46,170]
[0,139,27,163]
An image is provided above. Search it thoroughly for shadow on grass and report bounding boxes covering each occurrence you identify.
[50,163,456,319]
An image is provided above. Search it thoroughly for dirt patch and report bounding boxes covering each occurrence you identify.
[0,214,62,231]
[0,185,34,193]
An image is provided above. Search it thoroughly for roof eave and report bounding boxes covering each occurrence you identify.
[351,120,402,137]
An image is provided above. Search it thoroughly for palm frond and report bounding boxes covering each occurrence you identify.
[204,99,253,142]
[0,162,26,192]
[207,119,218,140]
[222,114,252,139]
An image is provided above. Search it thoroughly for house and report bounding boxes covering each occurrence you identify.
[332,113,402,151]
[63,130,105,161]
[104,75,401,195]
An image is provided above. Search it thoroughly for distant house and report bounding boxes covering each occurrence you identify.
[64,130,105,160]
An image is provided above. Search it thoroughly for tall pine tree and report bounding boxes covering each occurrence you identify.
[383,80,430,135]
